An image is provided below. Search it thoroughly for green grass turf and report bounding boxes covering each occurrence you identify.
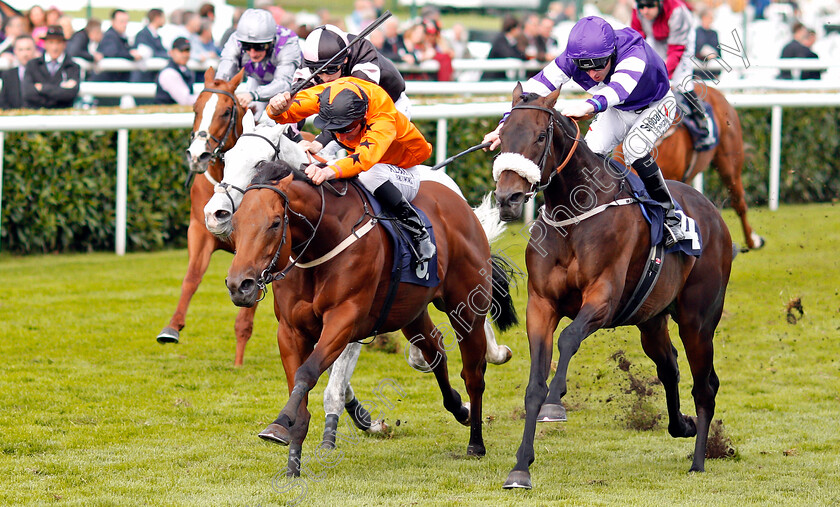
[1,203,838,505]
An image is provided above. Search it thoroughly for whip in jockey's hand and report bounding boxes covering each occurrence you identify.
[267,91,293,116]
[304,162,335,185]
[561,100,595,120]
[482,124,503,151]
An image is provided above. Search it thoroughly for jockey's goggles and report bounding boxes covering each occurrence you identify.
[331,119,361,133]
[636,0,660,8]
[310,64,342,76]
[241,41,270,51]
[573,56,611,71]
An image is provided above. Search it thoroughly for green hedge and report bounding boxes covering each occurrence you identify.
[2,107,838,254]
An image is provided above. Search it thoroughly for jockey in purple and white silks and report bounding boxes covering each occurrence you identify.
[216,8,301,120]
[484,16,686,247]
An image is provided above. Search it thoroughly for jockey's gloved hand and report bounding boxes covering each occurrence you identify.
[304,162,334,185]
[561,100,595,120]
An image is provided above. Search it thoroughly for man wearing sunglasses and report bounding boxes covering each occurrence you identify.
[632,0,713,149]
[216,8,301,119]
[294,24,412,158]
[267,77,436,262]
[483,16,686,247]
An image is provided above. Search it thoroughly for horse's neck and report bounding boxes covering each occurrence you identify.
[544,147,623,214]
[285,180,364,261]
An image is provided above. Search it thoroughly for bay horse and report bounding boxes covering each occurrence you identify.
[494,84,732,489]
[156,68,259,365]
[225,160,519,475]
[617,85,764,250]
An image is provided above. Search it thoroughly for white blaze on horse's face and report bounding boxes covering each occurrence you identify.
[187,94,219,171]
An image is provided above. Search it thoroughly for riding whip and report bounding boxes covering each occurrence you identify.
[290,11,393,96]
[431,142,491,171]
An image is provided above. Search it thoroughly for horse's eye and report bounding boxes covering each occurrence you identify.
[537,132,547,143]
[222,108,232,118]
[269,218,283,230]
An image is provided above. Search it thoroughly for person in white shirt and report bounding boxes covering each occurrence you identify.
[154,37,197,105]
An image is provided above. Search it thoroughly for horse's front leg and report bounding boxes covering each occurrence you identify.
[503,295,561,489]
[539,295,614,422]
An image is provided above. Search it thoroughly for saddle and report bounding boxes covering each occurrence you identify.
[674,93,719,152]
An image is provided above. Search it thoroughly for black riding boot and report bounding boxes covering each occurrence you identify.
[682,89,711,142]
[633,154,686,248]
[374,180,436,262]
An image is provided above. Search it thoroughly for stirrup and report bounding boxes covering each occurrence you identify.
[663,216,685,247]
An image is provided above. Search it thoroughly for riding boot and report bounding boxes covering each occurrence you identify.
[682,89,711,144]
[373,180,436,262]
[632,155,686,248]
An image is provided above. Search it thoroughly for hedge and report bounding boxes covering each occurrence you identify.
[2,107,838,254]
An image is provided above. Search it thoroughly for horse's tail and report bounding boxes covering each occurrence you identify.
[473,193,506,244]
[489,253,519,332]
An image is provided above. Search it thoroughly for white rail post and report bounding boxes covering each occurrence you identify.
[116,129,128,255]
[436,118,447,166]
[769,105,782,211]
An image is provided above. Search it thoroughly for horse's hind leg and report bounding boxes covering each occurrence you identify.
[320,342,380,449]
[638,315,696,440]
[713,142,763,250]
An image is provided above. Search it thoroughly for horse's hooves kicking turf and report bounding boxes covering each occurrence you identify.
[156,327,180,344]
[503,470,532,489]
[537,403,567,422]
[258,424,291,445]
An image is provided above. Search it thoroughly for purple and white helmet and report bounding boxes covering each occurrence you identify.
[566,16,616,70]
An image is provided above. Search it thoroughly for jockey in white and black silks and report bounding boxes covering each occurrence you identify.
[216,8,301,120]
[484,16,686,247]
[632,0,713,144]
[292,24,412,156]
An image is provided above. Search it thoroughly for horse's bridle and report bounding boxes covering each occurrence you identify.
[214,131,285,211]
[508,103,581,200]
[190,87,241,166]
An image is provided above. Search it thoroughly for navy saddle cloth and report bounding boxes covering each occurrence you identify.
[612,162,703,257]
[357,184,440,287]
[675,94,719,152]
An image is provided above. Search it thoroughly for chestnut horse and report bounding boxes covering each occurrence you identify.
[494,85,732,489]
[156,68,258,365]
[225,160,519,475]
[618,86,764,250]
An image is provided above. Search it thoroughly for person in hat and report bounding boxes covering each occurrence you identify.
[266,77,436,262]
[21,25,80,109]
[154,37,197,105]
[216,8,300,119]
[483,16,686,247]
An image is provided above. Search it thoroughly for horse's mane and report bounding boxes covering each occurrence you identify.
[251,160,296,185]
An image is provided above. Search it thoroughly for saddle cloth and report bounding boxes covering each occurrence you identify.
[357,183,440,287]
[675,94,719,152]
[614,162,703,257]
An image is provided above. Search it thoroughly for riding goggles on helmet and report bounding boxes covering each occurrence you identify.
[636,0,660,8]
[309,63,342,76]
[241,41,270,51]
[573,56,611,71]
[332,120,361,133]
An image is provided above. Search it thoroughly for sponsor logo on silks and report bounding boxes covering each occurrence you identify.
[415,259,430,280]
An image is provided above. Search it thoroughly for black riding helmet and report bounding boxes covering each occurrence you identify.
[313,82,369,132]
[302,25,350,74]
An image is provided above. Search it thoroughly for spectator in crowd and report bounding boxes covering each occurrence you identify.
[199,3,215,23]
[379,16,413,63]
[22,25,80,109]
[0,16,31,64]
[346,0,376,33]
[219,7,245,47]
[694,6,721,79]
[538,17,560,60]
[522,13,549,62]
[546,1,575,23]
[483,15,526,80]
[155,37,197,105]
[779,23,823,80]
[404,18,453,81]
[443,23,471,59]
[612,0,634,25]
[255,0,287,27]
[93,9,142,83]
[216,8,300,118]
[0,35,37,109]
[189,18,219,72]
[131,8,169,83]
[26,5,47,48]
[56,15,74,41]
[67,18,103,63]
[158,9,190,50]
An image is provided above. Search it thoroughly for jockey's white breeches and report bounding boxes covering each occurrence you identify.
[357,163,420,201]
[585,89,677,165]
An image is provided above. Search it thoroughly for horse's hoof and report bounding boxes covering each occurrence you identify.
[456,402,471,426]
[751,233,766,250]
[488,345,513,365]
[156,327,180,344]
[466,444,486,457]
[503,470,532,489]
[537,403,567,422]
[259,424,291,446]
[365,419,388,434]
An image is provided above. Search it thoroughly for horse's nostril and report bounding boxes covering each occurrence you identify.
[198,152,211,163]
[215,209,231,221]
[239,278,255,295]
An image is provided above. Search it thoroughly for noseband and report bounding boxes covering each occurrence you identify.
[508,104,581,200]
[191,87,241,165]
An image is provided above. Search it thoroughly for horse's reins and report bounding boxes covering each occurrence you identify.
[190,87,241,165]
[508,104,581,200]
[213,131,284,211]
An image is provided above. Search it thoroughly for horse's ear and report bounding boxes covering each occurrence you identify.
[242,109,256,133]
[545,87,562,109]
[204,67,216,83]
[512,82,524,106]
[230,68,246,90]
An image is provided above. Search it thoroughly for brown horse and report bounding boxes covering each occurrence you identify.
[494,85,732,489]
[156,67,258,366]
[617,85,764,250]
[225,161,518,475]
